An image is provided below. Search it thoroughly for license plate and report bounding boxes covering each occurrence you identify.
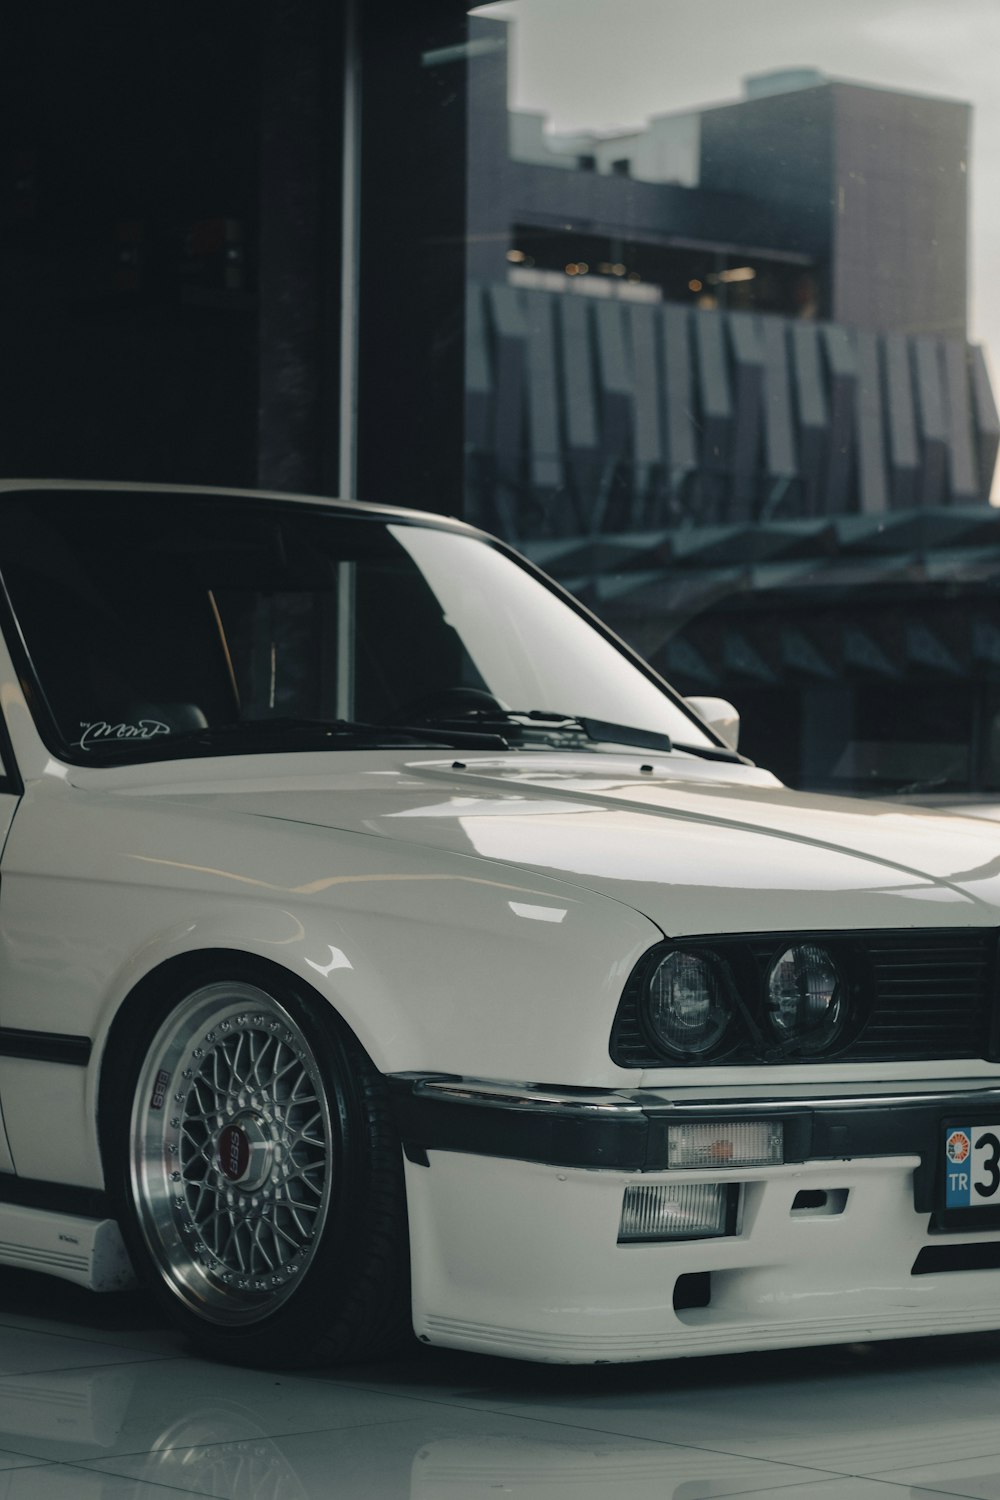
[944,1125,1000,1208]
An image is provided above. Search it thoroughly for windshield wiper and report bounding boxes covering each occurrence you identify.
[397,702,751,763]
[889,773,953,797]
[513,711,749,762]
[555,714,673,753]
[406,706,673,754]
[444,707,746,762]
[369,719,510,749]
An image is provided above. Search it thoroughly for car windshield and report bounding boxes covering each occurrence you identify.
[0,489,712,764]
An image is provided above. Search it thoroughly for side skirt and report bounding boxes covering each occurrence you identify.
[0,1179,136,1292]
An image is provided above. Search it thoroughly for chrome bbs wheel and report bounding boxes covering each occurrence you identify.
[129,981,334,1325]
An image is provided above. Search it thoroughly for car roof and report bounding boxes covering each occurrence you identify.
[0,478,480,539]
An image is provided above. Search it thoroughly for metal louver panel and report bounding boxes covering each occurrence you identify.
[848,933,993,1058]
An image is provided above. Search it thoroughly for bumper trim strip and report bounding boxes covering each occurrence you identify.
[389,1073,1000,1208]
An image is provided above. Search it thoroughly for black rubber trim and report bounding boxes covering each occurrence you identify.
[0,1028,91,1066]
[0,1172,109,1220]
[389,1075,1000,1213]
[392,1084,650,1170]
[913,1242,1000,1275]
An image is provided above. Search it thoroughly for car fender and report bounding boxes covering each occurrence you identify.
[0,776,661,1186]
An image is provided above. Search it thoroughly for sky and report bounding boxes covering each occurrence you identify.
[477,0,1000,373]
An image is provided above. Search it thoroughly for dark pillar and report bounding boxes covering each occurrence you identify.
[356,0,470,514]
[257,0,344,494]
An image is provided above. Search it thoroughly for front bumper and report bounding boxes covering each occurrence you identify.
[391,1074,1000,1363]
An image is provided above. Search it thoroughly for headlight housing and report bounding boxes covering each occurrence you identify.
[644,950,732,1059]
[766,943,844,1053]
[614,932,866,1067]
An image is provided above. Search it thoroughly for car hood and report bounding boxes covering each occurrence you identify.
[94,749,1000,936]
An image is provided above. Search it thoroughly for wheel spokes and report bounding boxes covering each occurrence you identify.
[134,985,335,1318]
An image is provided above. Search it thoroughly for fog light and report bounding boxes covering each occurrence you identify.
[667,1120,783,1169]
[619,1182,729,1242]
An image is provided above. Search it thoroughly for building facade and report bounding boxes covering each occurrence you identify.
[459,19,1000,797]
[3,0,999,798]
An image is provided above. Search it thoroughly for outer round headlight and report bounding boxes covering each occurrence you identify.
[766,944,844,1053]
[645,950,731,1059]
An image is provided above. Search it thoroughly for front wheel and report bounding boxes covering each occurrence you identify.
[113,971,410,1366]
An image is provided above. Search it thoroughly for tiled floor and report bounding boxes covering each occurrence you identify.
[0,1273,998,1498]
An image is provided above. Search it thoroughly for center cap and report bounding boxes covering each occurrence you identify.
[218,1125,251,1182]
[216,1114,272,1189]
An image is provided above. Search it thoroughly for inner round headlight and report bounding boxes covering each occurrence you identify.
[766,944,844,1053]
[646,950,731,1059]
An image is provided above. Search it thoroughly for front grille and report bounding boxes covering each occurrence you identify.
[838,933,993,1059]
[610,928,998,1068]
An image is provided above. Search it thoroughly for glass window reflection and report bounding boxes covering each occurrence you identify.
[461,1,1000,802]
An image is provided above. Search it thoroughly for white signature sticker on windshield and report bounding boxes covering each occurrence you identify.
[76,720,171,750]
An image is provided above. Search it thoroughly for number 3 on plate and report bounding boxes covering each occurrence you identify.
[974,1130,1000,1199]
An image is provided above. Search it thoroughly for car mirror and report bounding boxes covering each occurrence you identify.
[685,695,740,752]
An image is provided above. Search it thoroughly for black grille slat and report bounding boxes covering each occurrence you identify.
[877,977,986,988]
[610,927,999,1068]
[871,1008,981,1019]
[877,1005,983,1014]
[878,974,986,981]
[876,959,986,968]
[866,1019,978,1031]
[877,948,984,958]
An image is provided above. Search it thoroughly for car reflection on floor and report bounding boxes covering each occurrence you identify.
[1,1269,1000,1499]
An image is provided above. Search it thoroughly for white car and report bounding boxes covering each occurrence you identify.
[1,479,1000,1368]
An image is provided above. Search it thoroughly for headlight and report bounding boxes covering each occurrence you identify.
[766,943,844,1053]
[645,950,732,1059]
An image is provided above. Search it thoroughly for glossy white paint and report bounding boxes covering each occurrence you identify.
[0,767,661,1184]
[2,716,1000,1175]
[65,747,1000,939]
[406,1147,1000,1362]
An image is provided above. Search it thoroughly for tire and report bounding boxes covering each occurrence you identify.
[110,966,411,1367]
